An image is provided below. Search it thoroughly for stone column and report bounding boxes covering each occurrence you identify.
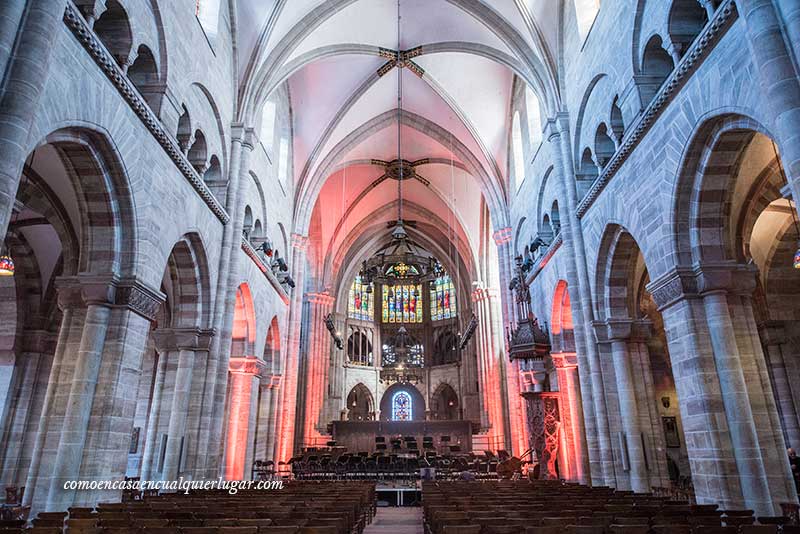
[493,228,529,456]
[552,353,588,483]
[159,329,206,483]
[302,292,334,445]
[472,286,505,448]
[760,321,800,450]
[703,289,773,514]
[139,343,169,483]
[225,357,264,480]
[736,0,800,215]
[0,330,54,487]
[275,234,309,463]
[648,269,747,509]
[0,0,68,240]
[547,116,611,484]
[22,279,86,510]
[254,375,280,465]
[44,275,116,511]
[471,287,491,430]
[596,320,649,493]
[199,125,254,478]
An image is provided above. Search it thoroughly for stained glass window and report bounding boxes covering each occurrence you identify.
[430,275,457,321]
[392,391,412,421]
[348,276,374,321]
[381,284,423,323]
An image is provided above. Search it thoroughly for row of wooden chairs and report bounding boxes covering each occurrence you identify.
[0,482,375,534]
[422,480,797,534]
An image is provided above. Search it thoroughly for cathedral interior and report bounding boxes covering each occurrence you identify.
[2,0,800,531]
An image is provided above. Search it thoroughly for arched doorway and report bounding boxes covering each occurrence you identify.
[672,116,798,510]
[430,383,459,420]
[346,383,374,421]
[596,224,684,494]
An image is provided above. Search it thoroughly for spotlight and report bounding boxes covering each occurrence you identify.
[256,239,273,257]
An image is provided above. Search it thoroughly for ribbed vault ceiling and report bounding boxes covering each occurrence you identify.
[235,0,561,286]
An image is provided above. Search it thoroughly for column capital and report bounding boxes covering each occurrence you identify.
[592,319,632,343]
[471,285,499,302]
[647,262,758,310]
[229,356,266,377]
[230,124,258,150]
[492,227,513,246]
[115,278,166,322]
[55,273,119,309]
[151,327,212,352]
[261,374,282,389]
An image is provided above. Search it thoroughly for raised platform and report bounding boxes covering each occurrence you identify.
[330,420,473,453]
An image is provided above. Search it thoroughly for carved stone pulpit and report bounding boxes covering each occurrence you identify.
[522,391,561,480]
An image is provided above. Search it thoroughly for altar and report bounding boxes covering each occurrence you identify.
[330,420,473,453]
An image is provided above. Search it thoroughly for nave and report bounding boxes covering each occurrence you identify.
[2,0,800,526]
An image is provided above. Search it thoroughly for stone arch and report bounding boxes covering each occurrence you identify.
[594,123,615,168]
[610,96,625,141]
[595,223,686,489]
[430,382,459,420]
[550,200,561,234]
[231,283,257,358]
[514,216,528,257]
[32,127,137,277]
[163,233,211,330]
[346,383,374,421]
[264,316,281,373]
[640,34,674,104]
[379,383,425,422]
[541,214,554,243]
[243,205,254,239]
[673,113,776,266]
[176,106,192,152]
[188,130,208,176]
[93,0,133,67]
[596,224,646,320]
[551,280,574,345]
[576,148,598,198]
[667,0,709,58]
[128,44,161,112]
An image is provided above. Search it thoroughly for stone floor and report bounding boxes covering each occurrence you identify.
[363,507,424,534]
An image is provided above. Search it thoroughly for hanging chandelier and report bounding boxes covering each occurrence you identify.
[379,326,425,385]
[358,0,444,288]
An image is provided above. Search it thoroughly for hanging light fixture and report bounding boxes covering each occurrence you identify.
[770,141,800,269]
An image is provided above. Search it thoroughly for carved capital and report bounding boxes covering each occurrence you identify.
[55,273,118,309]
[229,356,265,377]
[592,319,633,343]
[115,279,165,322]
[646,267,698,310]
